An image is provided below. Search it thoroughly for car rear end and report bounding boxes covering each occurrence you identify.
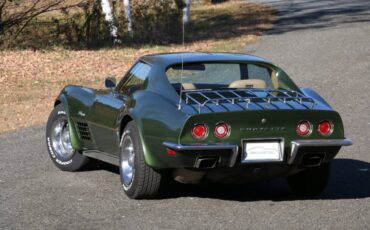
[162,90,352,183]
[158,56,351,184]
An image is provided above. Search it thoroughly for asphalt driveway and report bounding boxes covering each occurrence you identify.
[1,0,370,229]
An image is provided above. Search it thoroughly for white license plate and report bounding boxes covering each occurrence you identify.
[242,141,283,162]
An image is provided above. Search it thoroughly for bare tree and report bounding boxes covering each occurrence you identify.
[101,0,120,43]
[0,0,79,39]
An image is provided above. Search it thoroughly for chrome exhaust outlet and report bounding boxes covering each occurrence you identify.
[301,153,325,167]
[194,157,219,169]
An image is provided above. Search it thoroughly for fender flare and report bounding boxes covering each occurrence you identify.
[119,111,160,168]
[55,94,84,150]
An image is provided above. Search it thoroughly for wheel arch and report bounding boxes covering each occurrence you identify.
[119,114,133,138]
[54,99,62,107]
[54,93,84,150]
[119,109,168,169]
[119,113,155,164]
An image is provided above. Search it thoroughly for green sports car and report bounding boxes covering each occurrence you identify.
[46,52,352,199]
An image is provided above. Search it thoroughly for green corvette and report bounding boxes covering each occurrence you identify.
[46,52,352,199]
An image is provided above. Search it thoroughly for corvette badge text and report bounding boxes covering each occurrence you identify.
[240,127,287,132]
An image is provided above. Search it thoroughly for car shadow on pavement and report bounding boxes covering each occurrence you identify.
[92,158,370,201]
[158,158,370,201]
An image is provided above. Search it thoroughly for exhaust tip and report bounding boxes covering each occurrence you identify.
[194,157,219,169]
[302,153,325,167]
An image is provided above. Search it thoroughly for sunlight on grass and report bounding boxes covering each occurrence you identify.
[0,1,275,132]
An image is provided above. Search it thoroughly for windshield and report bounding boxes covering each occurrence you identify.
[166,62,279,91]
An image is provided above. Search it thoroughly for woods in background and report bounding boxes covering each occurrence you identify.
[0,0,228,49]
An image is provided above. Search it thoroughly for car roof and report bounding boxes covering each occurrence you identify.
[140,52,272,66]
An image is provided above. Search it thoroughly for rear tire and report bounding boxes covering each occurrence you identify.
[287,163,330,196]
[119,121,162,199]
[46,104,90,171]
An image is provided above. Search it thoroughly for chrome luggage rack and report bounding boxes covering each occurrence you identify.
[178,88,316,113]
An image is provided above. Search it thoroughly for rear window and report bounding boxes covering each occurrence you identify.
[166,62,275,89]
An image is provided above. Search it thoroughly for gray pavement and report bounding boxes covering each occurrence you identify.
[1,0,370,229]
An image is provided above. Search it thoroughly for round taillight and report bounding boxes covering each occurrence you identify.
[192,124,208,139]
[296,121,312,136]
[318,120,333,136]
[214,122,230,139]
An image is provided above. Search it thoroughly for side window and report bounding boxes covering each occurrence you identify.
[119,62,151,94]
[248,64,273,88]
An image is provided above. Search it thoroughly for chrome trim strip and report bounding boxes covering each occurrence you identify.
[83,150,119,166]
[163,142,239,167]
[289,138,353,164]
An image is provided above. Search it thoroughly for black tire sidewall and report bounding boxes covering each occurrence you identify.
[46,104,88,171]
[119,121,162,199]
[120,122,142,196]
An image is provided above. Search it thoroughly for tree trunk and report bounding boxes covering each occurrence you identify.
[182,0,191,25]
[101,0,120,43]
[0,0,6,36]
[123,0,133,38]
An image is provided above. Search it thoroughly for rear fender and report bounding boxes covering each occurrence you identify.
[127,91,187,168]
[300,87,332,109]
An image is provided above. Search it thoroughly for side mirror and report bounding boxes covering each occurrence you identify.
[105,77,116,89]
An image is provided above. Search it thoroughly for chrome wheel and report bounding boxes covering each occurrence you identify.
[119,122,162,198]
[51,119,74,160]
[121,135,135,188]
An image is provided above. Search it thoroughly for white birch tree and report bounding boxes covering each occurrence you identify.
[182,0,191,24]
[101,0,120,43]
[123,0,133,38]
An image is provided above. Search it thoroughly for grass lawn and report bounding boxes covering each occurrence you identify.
[0,0,275,132]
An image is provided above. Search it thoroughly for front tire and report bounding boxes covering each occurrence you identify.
[287,163,331,196]
[46,104,90,171]
[119,121,162,199]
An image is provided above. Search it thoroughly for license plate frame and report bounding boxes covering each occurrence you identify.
[241,138,284,163]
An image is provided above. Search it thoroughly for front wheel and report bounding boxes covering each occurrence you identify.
[119,121,162,199]
[46,104,90,171]
[287,163,331,196]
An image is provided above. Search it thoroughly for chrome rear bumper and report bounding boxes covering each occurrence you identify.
[288,139,353,164]
[163,138,352,167]
[163,142,239,167]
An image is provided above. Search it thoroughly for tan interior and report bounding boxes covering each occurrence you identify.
[228,79,267,88]
[271,69,279,89]
[182,83,196,90]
